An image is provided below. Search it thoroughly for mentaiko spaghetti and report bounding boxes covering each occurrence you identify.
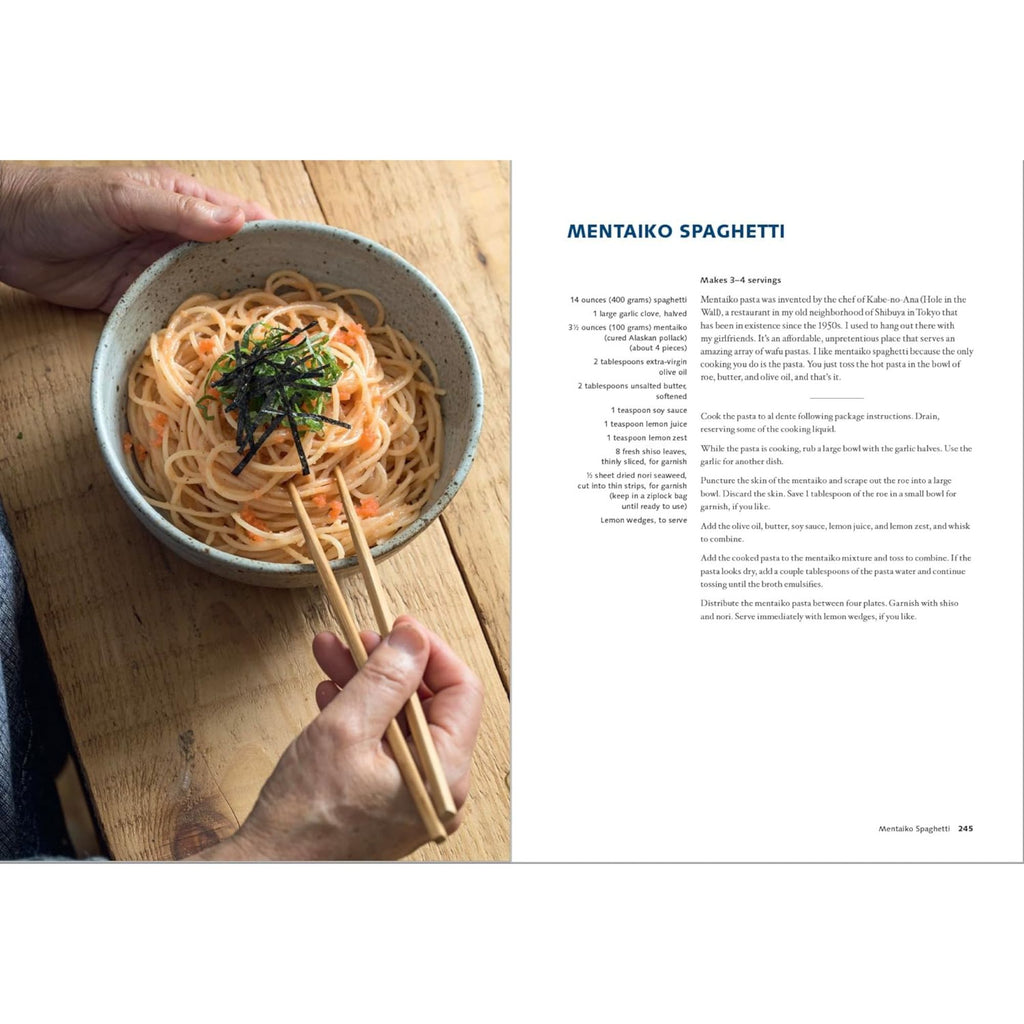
[123,270,443,563]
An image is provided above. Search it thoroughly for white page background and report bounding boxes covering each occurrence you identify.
[6,3,1024,1020]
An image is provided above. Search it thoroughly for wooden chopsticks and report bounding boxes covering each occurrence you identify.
[285,479,452,846]
[332,468,458,820]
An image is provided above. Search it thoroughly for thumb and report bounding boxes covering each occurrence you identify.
[115,185,246,242]
[330,617,429,740]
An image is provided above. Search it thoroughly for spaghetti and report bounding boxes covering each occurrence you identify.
[124,270,443,563]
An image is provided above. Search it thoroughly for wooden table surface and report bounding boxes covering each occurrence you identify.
[0,160,510,861]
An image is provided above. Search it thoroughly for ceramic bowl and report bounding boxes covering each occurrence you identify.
[91,220,483,587]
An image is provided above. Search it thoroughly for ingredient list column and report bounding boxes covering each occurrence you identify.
[571,294,690,525]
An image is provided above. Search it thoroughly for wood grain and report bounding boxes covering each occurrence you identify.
[305,162,511,687]
[0,160,509,861]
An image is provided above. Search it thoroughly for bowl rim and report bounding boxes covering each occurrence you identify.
[91,219,484,579]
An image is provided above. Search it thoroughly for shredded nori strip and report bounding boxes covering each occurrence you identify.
[198,321,351,476]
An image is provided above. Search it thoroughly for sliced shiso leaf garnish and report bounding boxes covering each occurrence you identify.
[198,321,351,476]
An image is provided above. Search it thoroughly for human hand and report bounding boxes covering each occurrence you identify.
[0,163,271,312]
[197,616,483,861]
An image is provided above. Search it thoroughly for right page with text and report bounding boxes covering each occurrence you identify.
[513,156,1023,862]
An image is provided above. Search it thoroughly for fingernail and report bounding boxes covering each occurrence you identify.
[213,205,241,223]
[385,621,426,660]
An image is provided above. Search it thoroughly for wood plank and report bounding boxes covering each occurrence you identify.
[305,161,511,686]
[0,160,509,861]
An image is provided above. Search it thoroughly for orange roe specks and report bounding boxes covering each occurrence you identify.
[149,412,168,443]
[356,428,377,452]
[240,506,269,542]
[240,507,268,531]
[343,322,367,344]
[122,432,147,463]
[312,493,328,508]
[197,337,216,355]
[327,500,343,523]
[356,497,380,519]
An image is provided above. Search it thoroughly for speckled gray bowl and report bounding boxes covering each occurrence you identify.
[92,220,483,587]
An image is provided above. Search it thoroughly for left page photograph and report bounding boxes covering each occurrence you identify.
[0,160,509,861]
